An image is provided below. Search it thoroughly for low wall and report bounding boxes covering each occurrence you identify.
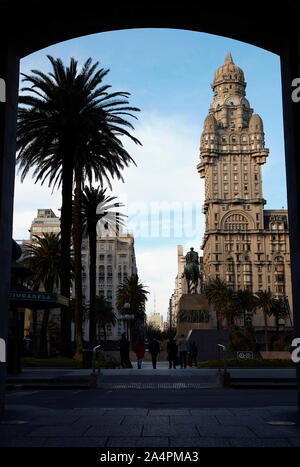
[100,349,168,362]
[260,351,291,360]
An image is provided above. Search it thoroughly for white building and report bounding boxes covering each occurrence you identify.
[147,312,164,331]
[80,224,137,341]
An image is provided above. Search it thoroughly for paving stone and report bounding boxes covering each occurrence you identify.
[148,409,190,416]
[28,415,81,425]
[85,424,143,437]
[122,415,169,425]
[103,408,148,416]
[106,437,169,447]
[229,437,292,447]
[143,424,198,437]
[170,415,219,425]
[44,437,108,447]
[216,415,266,425]
[74,415,124,425]
[248,425,300,439]
[190,409,232,416]
[28,424,91,437]
[288,438,300,447]
[196,425,257,438]
[69,408,107,416]
[169,437,231,447]
[0,438,48,447]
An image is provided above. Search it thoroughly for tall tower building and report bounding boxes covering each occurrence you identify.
[197,53,293,332]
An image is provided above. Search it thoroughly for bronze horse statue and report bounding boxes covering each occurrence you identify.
[182,247,200,294]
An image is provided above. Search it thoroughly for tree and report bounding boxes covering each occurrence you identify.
[254,290,275,351]
[117,275,149,342]
[227,324,257,354]
[21,233,62,357]
[205,278,230,329]
[234,289,257,326]
[81,186,125,346]
[269,297,288,339]
[17,55,141,356]
[94,295,117,342]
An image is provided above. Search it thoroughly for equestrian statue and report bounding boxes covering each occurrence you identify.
[182,247,201,294]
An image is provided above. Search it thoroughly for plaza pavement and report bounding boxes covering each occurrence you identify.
[1,362,300,447]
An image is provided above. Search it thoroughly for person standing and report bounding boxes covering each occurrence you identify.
[119,332,131,368]
[190,341,198,367]
[148,338,160,369]
[177,333,188,368]
[167,336,178,369]
[133,338,146,369]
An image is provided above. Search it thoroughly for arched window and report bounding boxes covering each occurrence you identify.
[224,213,249,231]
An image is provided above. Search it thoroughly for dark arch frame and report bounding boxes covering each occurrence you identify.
[1,1,300,416]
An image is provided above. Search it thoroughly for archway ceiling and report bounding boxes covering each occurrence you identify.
[0,1,298,58]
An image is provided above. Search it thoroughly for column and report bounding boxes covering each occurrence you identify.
[0,44,20,419]
[280,29,300,414]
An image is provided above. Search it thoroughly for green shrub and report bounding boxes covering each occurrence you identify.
[272,338,291,351]
[227,324,256,354]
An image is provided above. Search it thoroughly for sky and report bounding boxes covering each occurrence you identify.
[13,28,287,320]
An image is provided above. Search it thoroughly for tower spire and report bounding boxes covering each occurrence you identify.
[224,52,234,64]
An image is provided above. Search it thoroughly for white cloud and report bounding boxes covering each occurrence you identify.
[12,111,205,321]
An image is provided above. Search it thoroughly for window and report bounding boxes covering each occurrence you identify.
[224,184,228,191]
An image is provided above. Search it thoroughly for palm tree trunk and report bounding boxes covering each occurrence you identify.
[97,321,101,345]
[263,310,269,351]
[88,222,97,346]
[73,164,83,357]
[60,160,73,356]
[31,310,38,357]
[38,309,50,357]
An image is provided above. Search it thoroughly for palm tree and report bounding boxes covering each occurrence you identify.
[205,278,229,329]
[269,297,288,339]
[235,289,257,326]
[94,295,117,343]
[81,185,126,346]
[223,288,242,329]
[21,233,61,357]
[255,290,275,351]
[117,275,149,342]
[17,56,141,356]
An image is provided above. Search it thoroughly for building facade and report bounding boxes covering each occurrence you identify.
[147,312,164,331]
[81,224,137,341]
[197,53,293,331]
[29,209,60,242]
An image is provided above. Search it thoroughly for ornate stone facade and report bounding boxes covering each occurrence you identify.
[197,53,293,331]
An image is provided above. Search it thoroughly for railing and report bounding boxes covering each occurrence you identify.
[217,344,227,374]
[92,345,103,376]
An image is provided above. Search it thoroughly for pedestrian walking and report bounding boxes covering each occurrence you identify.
[167,336,178,369]
[177,333,188,368]
[133,338,146,369]
[190,341,198,367]
[119,332,131,368]
[148,338,160,369]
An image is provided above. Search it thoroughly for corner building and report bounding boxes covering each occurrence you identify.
[197,53,293,334]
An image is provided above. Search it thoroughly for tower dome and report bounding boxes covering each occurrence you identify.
[249,113,264,132]
[213,52,245,86]
[203,113,218,132]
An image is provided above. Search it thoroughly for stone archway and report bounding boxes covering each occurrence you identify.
[1,2,300,416]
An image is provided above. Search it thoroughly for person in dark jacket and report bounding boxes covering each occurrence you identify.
[190,341,198,367]
[148,338,160,369]
[167,337,178,369]
[119,333,131,368]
